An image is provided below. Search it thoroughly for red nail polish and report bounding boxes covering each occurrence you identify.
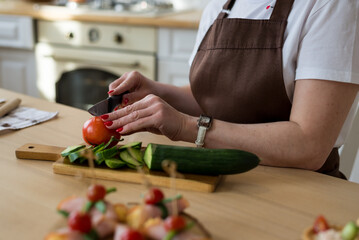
[116,127,123,132]
[123,98,129,105]
[108,90,114,94]
[100,114,109,120]
[104,121,113,126]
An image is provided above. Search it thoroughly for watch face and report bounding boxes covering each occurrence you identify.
[203,118,210,124]
[199,115,212,128]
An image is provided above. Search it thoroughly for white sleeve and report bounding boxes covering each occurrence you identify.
[295,0,359,85]
[188,0,223,66]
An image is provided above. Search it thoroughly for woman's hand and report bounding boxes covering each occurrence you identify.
[108,71,158,106]
[101,94,193,141]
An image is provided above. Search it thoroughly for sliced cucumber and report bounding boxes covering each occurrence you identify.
[61,145,86,157]
[105,158,127,169]
[95,146,119,165]
[118,142,142,150]
[93,143,105,153]
[119,150,142,167]
[143,143,260,175]
[127,147,143,163]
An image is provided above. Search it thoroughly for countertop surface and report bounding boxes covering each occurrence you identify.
[0,1,202,28]
[1,87,359,240]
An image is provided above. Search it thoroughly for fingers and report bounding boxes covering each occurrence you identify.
[108,71,143,97]
[108,72,129,94]
[104,95,160,133]
[121,91,146,107]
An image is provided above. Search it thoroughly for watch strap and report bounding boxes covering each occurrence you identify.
[195,126,207,148]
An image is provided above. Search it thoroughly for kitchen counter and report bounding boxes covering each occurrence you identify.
[0,1,201,28]
[1,87,359,239]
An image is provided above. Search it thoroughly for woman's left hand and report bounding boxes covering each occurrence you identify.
[100,94,189,141]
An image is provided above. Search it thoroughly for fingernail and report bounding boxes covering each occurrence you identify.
[114,106,119,111]
[116,127,123,132]
[100,114,109,120]
[123,98,129,105]
[108,90,114,94]
[104,121,113,126]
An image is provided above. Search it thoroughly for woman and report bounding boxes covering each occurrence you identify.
[101,0,359,178]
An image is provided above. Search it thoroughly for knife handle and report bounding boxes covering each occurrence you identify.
[15,143,66,161]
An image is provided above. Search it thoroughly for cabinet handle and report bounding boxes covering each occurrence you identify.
[43,55,141,69]
[65,32,74,40]
[114,33,123,44]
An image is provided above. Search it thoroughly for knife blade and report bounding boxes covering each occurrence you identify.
[88,94,124,116]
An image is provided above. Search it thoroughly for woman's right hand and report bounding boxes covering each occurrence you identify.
[108,71,158,106]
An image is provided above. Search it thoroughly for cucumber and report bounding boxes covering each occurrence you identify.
[105,158,127,169]
[119,150,142,168]
[95,146,119,165]
[127,147,143,164]
[61,145,86,157]
[143,144,260,175]
[118,142,142,150]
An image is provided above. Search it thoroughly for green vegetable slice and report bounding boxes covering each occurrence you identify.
[163,230,176,240]
[127,147,143,163]
[118,142,142,150]
[119,150,142,167]
[61,145,86,157]
[105,159,126,169]
[341,221,359,240]
[95,146,119,165]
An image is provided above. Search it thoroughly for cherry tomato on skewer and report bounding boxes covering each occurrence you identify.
[68,211,92,233]
[144,188,164,205]
[87,184,107,202]
[164,215,186,231]
[120,229,144,240]
[313,215,330,234]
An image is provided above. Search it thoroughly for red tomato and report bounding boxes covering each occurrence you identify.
[68,211,92,233]
[87,184,106,202]
[313,215,330,234]
[164,215,186,231]
[144,188,164,205]
[82,116,121,146]
[120,229,144,240]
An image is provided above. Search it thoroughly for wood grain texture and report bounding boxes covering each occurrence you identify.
[16,143,65,161]
[53,158,221,193]
[15,142,221,192]
[1,88,359,240]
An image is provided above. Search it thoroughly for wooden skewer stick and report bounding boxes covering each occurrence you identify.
[162,160,184,217]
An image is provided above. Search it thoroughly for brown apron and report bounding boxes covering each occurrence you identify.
[189,0,345,179]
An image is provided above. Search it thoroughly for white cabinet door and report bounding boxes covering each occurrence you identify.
[0,49,38,97]
[157,28,197,85]
[158,60,190,87]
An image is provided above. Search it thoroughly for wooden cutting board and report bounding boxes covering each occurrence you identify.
[16,143,222,193]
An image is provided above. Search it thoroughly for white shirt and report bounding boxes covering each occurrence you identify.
[189,0,359,147]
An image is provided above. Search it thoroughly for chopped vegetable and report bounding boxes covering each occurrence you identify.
[341,221,359,240]
[144,188,164,205]
[313,215,330,234]
[87,184,106,202]
[68,211,92,233]
[164,215,187,231]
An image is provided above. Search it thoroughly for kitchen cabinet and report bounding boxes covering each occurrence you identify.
[157,28,197,86]
[0,15,38,97]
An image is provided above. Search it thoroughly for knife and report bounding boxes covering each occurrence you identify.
[88,93,126,116]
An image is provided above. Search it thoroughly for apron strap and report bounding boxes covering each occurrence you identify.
[218,0,236,19]
[270,0,295,21]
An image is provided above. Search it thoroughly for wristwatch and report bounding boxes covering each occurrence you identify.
[195,115,212,148]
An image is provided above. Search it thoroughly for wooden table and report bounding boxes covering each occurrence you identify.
[1,88,359,240]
